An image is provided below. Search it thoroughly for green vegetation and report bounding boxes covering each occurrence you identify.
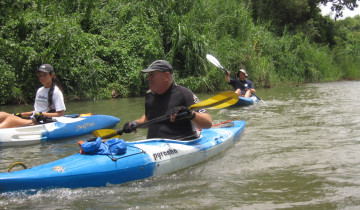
[0,0,359,105]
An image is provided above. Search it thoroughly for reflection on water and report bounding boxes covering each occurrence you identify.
[1,81,360,209]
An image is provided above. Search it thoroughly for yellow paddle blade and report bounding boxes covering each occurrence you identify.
[92,129,119,138]
[189,91,238,110]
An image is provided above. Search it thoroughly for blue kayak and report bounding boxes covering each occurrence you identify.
[0,114,120,146]
[231,96,259,107]
[0,120,245,193]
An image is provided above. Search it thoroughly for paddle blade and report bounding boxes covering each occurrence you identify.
[189,91,238,110]
[206,54,224,69]
[93,129,119,139]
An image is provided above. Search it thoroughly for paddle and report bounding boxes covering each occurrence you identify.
[206,54,265,103]
[91,91,238,140]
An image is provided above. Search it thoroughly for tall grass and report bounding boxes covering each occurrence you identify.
[0,0,358,104]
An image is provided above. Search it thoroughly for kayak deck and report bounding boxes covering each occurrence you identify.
[0,120,245,193]
[231,96,258,107]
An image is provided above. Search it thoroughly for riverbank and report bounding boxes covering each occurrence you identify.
[1,1,359,105]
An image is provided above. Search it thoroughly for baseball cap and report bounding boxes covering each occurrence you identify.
[141,60,173,74]
[238,69,248,77]
[37,64,54,73]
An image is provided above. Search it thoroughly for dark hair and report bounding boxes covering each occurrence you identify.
[48,73,63,110]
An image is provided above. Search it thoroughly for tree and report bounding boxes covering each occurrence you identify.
[319,0,359,20]
[249,0,358,45]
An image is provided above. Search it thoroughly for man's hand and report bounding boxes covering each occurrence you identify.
[170,106,196,122]
[122,121,139,133]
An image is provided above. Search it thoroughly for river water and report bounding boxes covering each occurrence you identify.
[1,81,359,209]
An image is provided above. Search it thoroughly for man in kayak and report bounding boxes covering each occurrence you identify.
[0,64,66,128]
[225,69,256,98]
[123,60,212,140]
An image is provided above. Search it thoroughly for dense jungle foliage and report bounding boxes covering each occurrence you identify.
[0,0,359,104]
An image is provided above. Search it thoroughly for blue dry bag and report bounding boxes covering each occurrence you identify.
[80,137,127,155]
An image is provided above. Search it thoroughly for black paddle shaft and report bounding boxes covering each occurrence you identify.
[89,112,189,141]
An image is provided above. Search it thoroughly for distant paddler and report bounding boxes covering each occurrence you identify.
[225,68,256,98]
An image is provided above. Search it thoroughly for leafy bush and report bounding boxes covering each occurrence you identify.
[0,0,359,104]
[0,60,17,104]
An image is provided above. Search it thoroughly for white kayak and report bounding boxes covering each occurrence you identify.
[0,114,120,146]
